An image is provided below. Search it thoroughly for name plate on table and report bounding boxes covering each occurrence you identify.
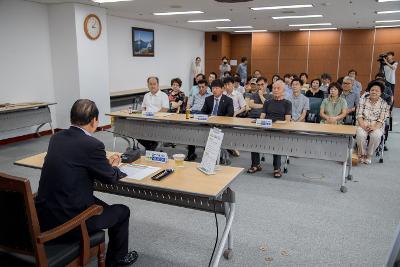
[142,111,155,117]
[193,114,209,121]
[198,127,224,175]
[256,119,272,128]
[145,151,168,163]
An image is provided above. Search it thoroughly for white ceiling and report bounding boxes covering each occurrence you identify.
[33,0,400,32]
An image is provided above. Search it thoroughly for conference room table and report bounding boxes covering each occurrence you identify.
[109,110,357,193]
[14,153,243,267]
[0,102,56,136]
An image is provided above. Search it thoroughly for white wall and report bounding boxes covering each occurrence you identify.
[0,0,56,139]
[0,0,205,140]
[74,4,110,126]
[48,3,80,130]
[108,15,205,95]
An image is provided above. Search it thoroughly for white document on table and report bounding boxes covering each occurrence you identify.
[199,127,224,175]
[119,164,160,181]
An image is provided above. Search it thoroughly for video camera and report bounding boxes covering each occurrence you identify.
[377,53,388,64]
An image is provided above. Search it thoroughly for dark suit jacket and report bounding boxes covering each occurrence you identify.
[201,94,234,117]
[35,126,126,231]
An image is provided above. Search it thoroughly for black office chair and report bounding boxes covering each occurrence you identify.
[0,172,106,267]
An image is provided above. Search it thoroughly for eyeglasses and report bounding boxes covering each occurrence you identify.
[343,82,352,85]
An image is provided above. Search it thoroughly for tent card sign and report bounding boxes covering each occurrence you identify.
[145,151,168,163]
[198,127,224,175]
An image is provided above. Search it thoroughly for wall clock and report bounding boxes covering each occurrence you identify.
[84,14,102,40]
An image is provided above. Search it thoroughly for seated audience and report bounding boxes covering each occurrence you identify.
[189,79,212,114]
[223,71,232,79]
[208,72,217,90]
[348,69,362,95]
[248,77,273,118]
[139,76,169,151]
[371,73,394,106]
[287,78,309,122]
[223,76,247,117]
[320,73,332,98]
[244,77,258,98]
[283,73,293,98]
[253,69,262,78]
[186,79,234,161]
[201,79,234,116]
[320,82,347,124]
[36,99,137,267]
[248,80,292,178]
[168,77,186,113]
[341,76,360,117]
[356,81,390,164]
[190,73,207,97]
[268,74,281,91]
[306,78,325,99]
[233,76,245,94]
[300,72,310,92]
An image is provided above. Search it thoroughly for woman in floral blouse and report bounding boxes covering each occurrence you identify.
[168,78,186,113]
[356,81,390,164]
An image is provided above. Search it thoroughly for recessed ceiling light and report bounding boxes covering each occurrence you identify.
[234,30,268,33]
[377,0,400,2]
[376,10,400,14]
[188,19,231,23]
[299,27,337,31]
[251,4,313,10]
[153,11,204,16]
[375,24,400,28]
[92,0,133,2]
[216,26,253,29]
[375,19,400,23]
[289,23,332,27]
[272,15,323,19]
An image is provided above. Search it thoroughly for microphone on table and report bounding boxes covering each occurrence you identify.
[103,130,141,163]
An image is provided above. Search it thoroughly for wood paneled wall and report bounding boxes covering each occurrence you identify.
[205,28,400,106]
[230,34,252,74]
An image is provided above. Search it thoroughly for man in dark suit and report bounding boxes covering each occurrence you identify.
[35,99,137,267]
[186,79,234,161]
[201,79,234,117]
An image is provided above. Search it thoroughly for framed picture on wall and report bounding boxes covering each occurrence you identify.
[132,27,154,57]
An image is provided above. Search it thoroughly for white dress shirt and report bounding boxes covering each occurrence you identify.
[142,89,169,112]
[224,90,246,112]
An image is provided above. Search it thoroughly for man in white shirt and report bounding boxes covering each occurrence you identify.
[383,51,398,97]
[141,76,169,112]
[233,76,245,95]
[139,76,169,151]
[223,77,247,117]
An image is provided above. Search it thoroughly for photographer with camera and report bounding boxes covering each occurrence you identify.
[219,56,231,79]
[382,52,398,97]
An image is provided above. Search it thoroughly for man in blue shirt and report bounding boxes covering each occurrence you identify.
[237,57,248,84]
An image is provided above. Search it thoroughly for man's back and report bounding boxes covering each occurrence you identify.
[36,126,125,230]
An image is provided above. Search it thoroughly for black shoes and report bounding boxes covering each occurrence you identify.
[185,153,197,161]
[117,251,138,266]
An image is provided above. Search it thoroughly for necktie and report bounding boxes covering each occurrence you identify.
[212,98,219,115]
